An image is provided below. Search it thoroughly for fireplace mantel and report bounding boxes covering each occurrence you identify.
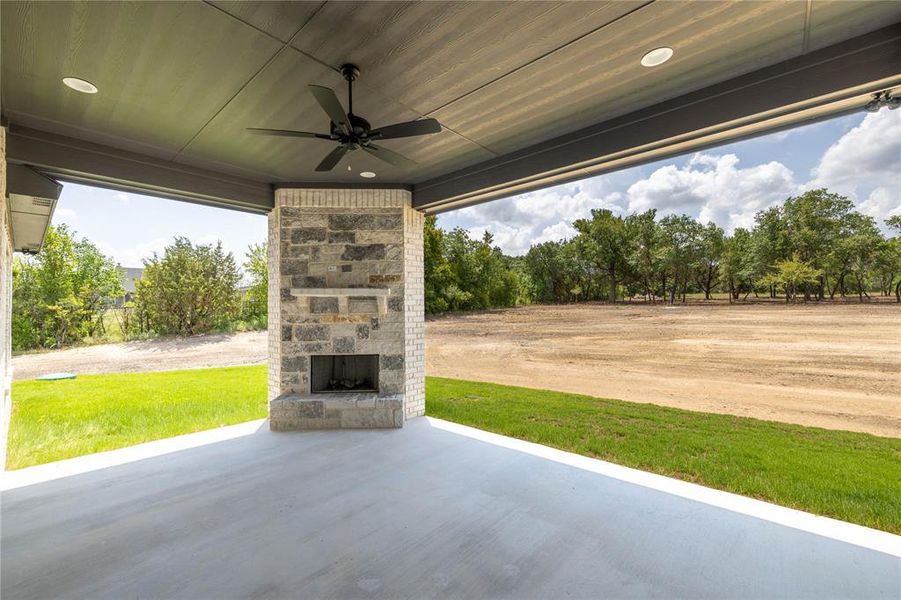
[290,287,391,314]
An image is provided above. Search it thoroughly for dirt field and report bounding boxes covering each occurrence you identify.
[12,331,268,381]
[13,303,900,437]
[427,303,901,438]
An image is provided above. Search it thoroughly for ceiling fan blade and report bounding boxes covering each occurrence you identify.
[315,145,349,172]
[370,118,442,140]
[308,85,350,135]
[362,144,417,169]
[246,128,332,139]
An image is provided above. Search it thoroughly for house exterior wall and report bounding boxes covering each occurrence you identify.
[1,125,12,468]
[267,187,425,429]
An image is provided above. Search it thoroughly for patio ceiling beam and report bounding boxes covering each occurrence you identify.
[4,126,274,214]
[412,24,901,213]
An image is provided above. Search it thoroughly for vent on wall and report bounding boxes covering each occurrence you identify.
[6,164,62,254]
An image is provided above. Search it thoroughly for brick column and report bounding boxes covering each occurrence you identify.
[267,188,425,429]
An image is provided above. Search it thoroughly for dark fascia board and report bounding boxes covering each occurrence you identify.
[413,24,901,212]
[5,126,274,214]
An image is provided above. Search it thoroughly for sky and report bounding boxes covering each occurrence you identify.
[52,109,900,265]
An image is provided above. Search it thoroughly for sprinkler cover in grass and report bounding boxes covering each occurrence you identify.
[35,372,77,381]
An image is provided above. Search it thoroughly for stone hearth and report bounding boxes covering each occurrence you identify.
[267,187,424,430]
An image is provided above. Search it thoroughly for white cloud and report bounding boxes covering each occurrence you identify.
[811,109,901,195]
[807,109,901,229]
[441,112,899,254]
[451,179,625,254]
[858,187,901,225]
[448,152,800,253]
[625,153,799,232]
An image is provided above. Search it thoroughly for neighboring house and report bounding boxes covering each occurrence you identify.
[117,266,143,305]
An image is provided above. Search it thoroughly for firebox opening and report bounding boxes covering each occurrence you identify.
[311,354,379,393]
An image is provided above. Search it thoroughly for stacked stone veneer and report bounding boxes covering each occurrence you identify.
[268,187,424,430]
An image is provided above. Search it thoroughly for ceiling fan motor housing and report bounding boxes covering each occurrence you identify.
[332,114,372,143]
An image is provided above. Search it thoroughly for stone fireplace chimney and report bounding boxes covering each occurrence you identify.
[268,187,424,429]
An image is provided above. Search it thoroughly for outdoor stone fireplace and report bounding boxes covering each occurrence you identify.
[267,187,424,430]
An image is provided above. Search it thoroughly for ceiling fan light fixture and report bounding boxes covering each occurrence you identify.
[360,171,376,179]
[62,77,98,94]
[640,47,673,67]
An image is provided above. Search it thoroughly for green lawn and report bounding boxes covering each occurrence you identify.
[427,377,901,533]
[9,368,900,533]
[8,365,268,470]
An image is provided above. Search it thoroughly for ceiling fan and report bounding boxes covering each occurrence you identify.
[247,63,441,172]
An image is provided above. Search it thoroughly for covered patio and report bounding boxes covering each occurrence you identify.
[2,1,901,596]
[4,417,898,598]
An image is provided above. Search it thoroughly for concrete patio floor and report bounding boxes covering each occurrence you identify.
[3,418,899,599]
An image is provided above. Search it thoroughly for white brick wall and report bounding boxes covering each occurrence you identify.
[403,204,425,418]
[267,202,282,402]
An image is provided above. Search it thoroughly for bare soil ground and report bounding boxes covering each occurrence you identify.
[14,303,900,437]
[12,331,268,381]
[427,303,901,438]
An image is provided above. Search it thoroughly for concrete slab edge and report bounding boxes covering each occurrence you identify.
[2,419,267,491]
[425,417,901,558]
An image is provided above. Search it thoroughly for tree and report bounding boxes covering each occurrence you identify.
[243,243,268,319]
[424,216,448,312]
[751,206,790,298]
[423,187,891,309]
[783,189,857,299]
[422,217,523,313]
[524,241,569,303]
[823,213,881,299]
[841,217,882,301]
[12,225,123,349]
[626,209,663,302]
[112,301,138,341]
[758,255,822,303]
[658,215,703,303]
[73,238,125,337]
[721,228,755,301]
[693,222,725,300]
[135,238,241,335]
[885,216,901,302]
[573,209,632,302]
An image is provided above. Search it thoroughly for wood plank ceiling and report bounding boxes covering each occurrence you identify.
[2,0,900,187]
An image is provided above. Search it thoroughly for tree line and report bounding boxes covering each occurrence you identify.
[11,188,899,350]
[12,227,268,350]
[427,189,901,310]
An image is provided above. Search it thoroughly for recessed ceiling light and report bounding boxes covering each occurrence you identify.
[360,171,376,179]
[62,77,98,94]
[640,47,673,68]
